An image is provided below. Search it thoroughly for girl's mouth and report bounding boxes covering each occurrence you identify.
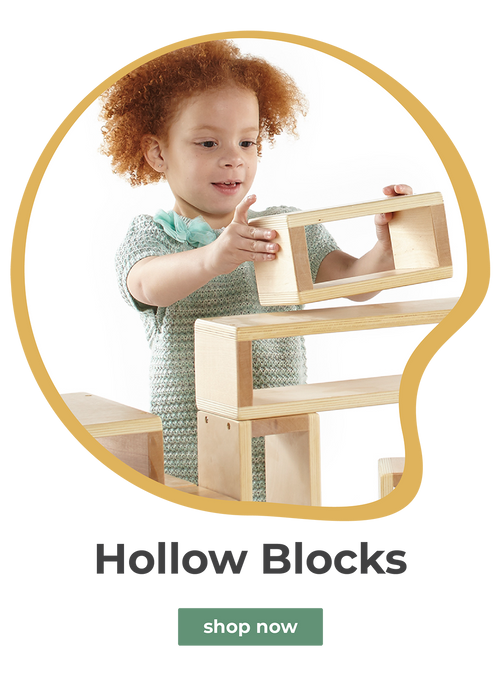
[212,181,241,195]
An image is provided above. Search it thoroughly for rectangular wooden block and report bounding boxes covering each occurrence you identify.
[197,412,321,505]
[195,298,457,421]
[250,192,453,305]
[62,392,165,484]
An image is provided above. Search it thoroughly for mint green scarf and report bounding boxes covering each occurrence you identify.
[154,209,217,248]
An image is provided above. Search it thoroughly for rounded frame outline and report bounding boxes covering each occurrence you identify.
[7,28,493,524]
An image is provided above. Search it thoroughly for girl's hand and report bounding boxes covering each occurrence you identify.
[374,184,413,253]
[206,194,280,276]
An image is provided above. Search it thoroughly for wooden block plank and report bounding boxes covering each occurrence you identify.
[198,375,401,420]
[62,392,162,437]
[249,375,400,418]
[298,267,453,304]
[195,298,458,342]
[250,192,444,229]
[259,267,452,306]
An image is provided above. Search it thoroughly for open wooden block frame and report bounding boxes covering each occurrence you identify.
[250,192,452,305]
[197,412,321,505]
[195,298,457,421]
[196,298,455,504]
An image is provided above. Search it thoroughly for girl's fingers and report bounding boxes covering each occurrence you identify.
[374,212,392,225]
[235,225,279,251]
[233,193,257,224]
[382,184,413,196]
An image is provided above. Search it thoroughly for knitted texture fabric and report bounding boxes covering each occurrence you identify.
[115,206,339,501]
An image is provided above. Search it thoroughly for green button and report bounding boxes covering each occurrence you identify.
[178,608,322,646]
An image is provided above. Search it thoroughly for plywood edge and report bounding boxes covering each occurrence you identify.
[194,297,458,334]
[62,392,163,435]
[194,319,238,340]
[257,266,453,304]
[255,291,303,305]
[195,298,458,341]
[86,417,163,438]
[378,457,405,478]
[308,413,322,507]
[250,193,443,230]
[297,266,453,303]
[196,399,241,420]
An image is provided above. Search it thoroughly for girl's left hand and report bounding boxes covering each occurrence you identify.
[374,183,413,253]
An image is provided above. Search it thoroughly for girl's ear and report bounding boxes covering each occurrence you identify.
[141,135,166,172]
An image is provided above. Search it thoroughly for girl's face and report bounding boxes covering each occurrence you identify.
[158,86,259,228]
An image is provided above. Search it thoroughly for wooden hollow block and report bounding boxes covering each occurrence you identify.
[197,412,321,505]
[378,457,405,498]
[195,298,458,421]
[62,393,165,484]
[250,192,452,305]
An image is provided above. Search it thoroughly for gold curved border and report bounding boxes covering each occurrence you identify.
[11,31,489,521]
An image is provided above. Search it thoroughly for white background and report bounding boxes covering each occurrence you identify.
[22,33,465,507]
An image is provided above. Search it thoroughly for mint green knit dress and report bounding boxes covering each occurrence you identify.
[115,206,339,500]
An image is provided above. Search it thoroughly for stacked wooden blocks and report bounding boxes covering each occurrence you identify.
[61,193,456,506]
[195,193,457,505]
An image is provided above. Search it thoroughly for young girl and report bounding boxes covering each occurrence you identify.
[101,40,411,501]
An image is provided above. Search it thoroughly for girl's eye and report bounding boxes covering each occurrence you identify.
[196,140,256,149]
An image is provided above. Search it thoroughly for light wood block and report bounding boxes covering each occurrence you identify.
[164,473,236,500]
[197,412,321,505]
[62,393,165,484]
[265,413,321,506]
[197,412,253,501]
[250,193,452,305]
[195,298,457,420]
[200,375,401,421]
[378,457,405,498]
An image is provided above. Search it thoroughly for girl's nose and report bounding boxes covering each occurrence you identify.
[219,148,244,168]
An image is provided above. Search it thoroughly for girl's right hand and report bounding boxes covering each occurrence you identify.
[206,194,280,276]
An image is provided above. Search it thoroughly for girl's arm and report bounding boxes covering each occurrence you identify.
[315,184,413,301]
[127,195,279,307]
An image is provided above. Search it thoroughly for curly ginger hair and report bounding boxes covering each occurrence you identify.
[99,40,308,186]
